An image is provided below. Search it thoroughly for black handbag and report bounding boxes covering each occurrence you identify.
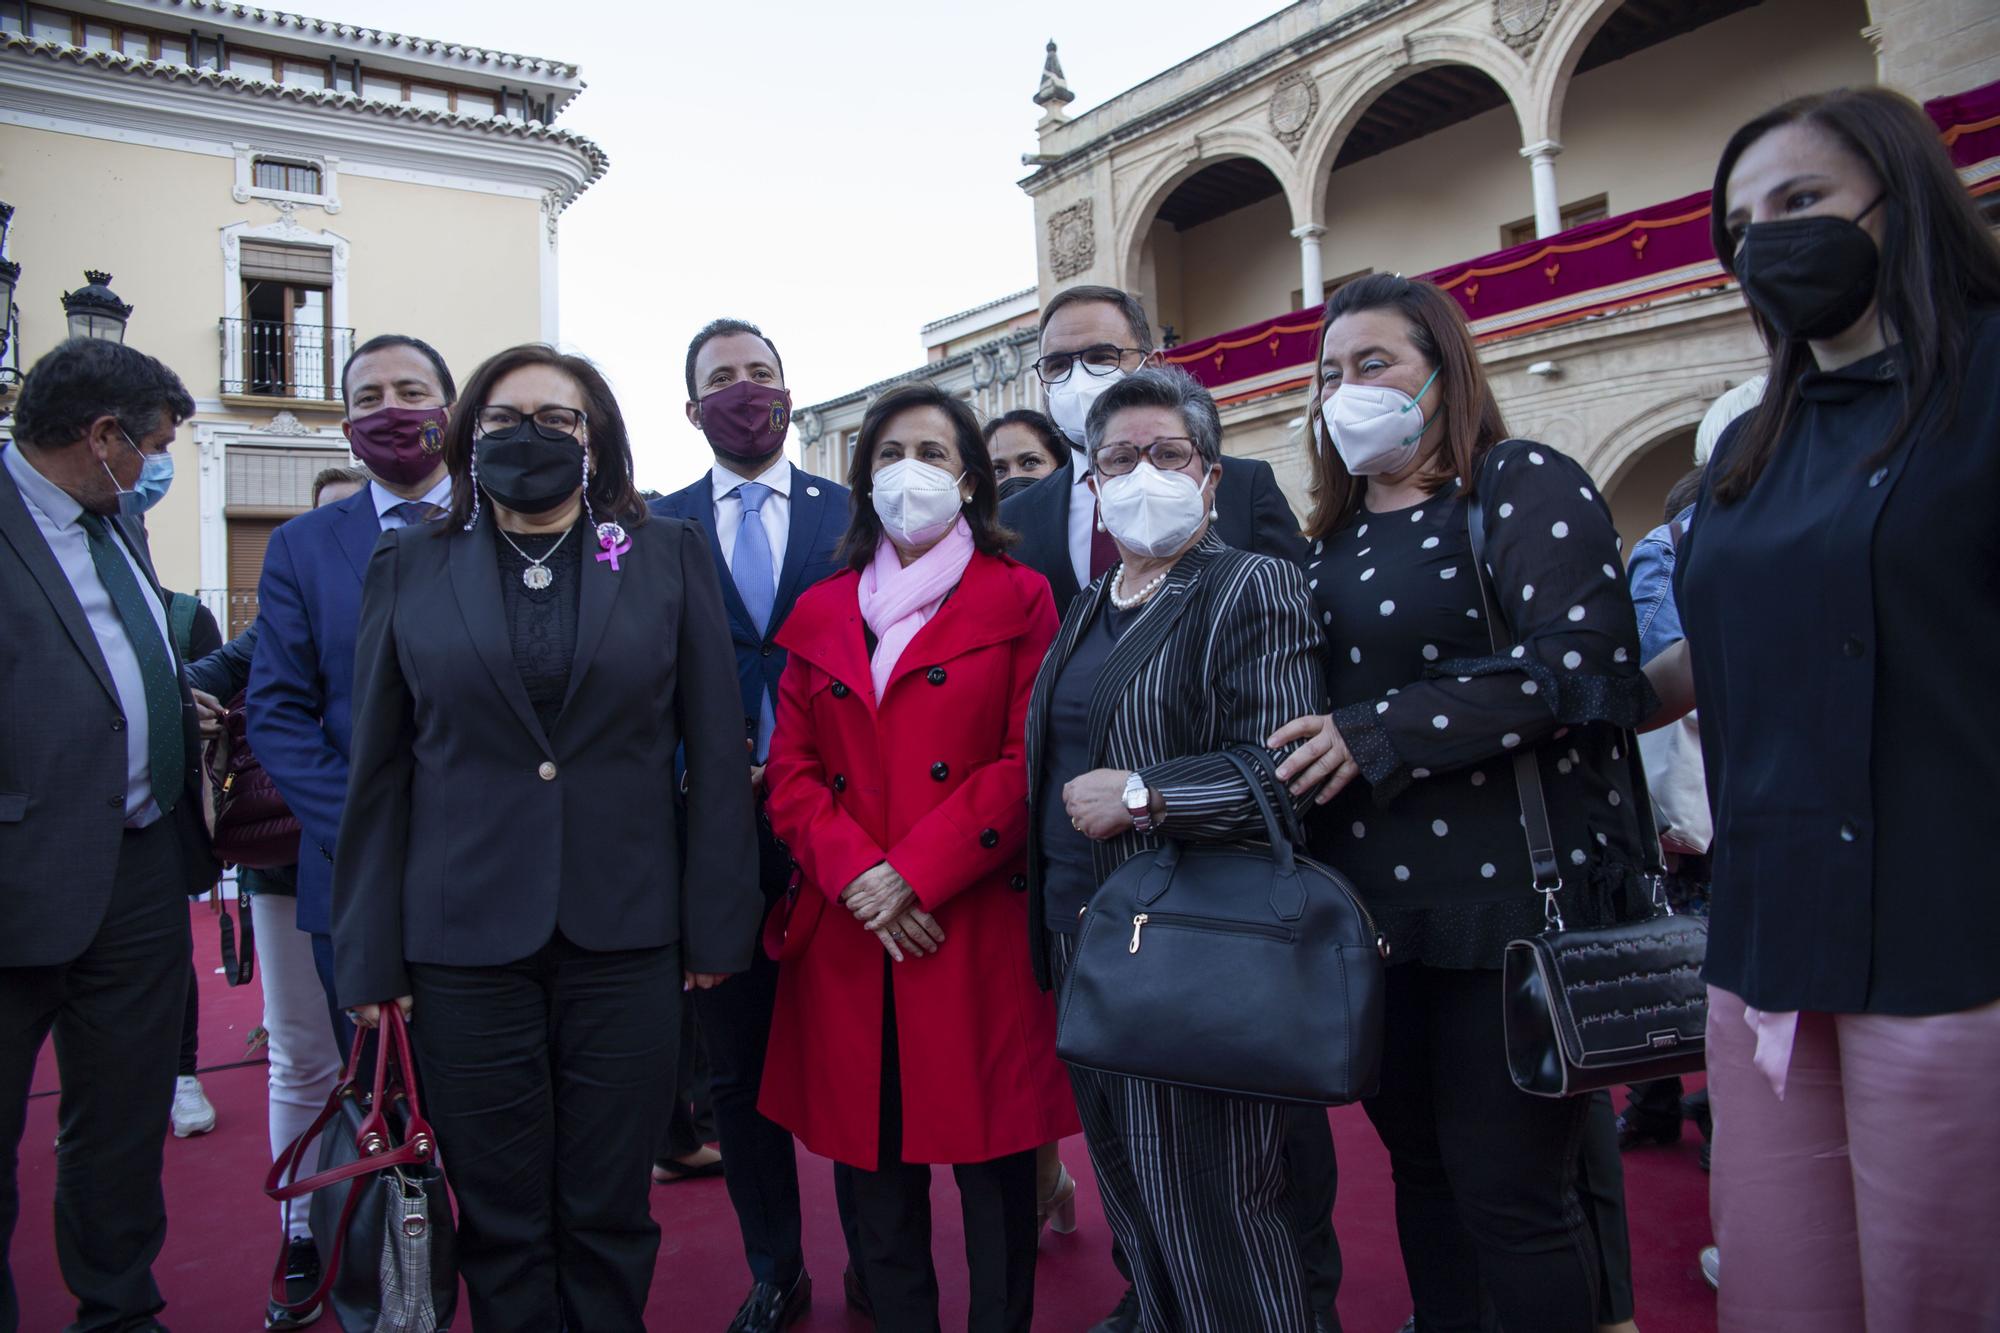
[1466,466,1708,1098]
[267,1008,458,1330]
[1056,747,1388,1105]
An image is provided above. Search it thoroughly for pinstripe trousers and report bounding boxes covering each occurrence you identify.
[1051,931,1313,1333]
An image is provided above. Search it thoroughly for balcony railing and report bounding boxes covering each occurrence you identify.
[218,318,355,401]
[1164,77,2000,404]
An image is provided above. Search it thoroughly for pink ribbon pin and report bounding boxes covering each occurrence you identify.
[595,522,631,572]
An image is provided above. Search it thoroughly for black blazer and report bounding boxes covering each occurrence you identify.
[331,510,761,1006]
[1021,532,1326,987]
[1000,453,1307,617]
[0,456,215,967]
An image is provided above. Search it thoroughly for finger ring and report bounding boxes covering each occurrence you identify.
[891,929,905,939]
[1071,817,1081,830]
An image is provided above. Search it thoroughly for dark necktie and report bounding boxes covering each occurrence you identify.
[390,500,444,525]
[77,513,183,815]
[1089,499,1119,579]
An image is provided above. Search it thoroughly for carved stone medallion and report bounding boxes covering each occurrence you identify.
[1494,0,1556,51]
[1269,73,1319,148]
[1047,200,1096,281]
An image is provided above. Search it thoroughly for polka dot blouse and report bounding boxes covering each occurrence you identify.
[1305,439,1658,967]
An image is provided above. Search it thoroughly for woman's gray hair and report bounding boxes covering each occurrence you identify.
[1085,365,1223,467]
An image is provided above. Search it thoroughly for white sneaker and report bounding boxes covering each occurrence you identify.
[171,1074,217,1137]
[1699,1244,1720,1290]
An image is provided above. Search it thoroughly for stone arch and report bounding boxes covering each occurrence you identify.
[1296,29,1537,205]
[1112,127,1298,292]
[1582,392,1709,490]
[1522,0,1641,147]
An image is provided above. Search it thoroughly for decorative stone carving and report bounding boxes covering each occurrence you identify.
[970,347,997,390]
[1268,73,1319,149]
[1047,200,1095,281]
[540,191,562,247]
[263,411,312,436]
[794,407,823,446]
[1494,0,1557,52]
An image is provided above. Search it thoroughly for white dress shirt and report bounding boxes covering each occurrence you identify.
[1065,448,1096,592]
[711,456,792,589]
[370,473,454,531]
[5,442,176,825]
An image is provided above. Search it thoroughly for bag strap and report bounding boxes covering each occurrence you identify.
[217,878,255,986]
[1217,747,1312,921]
[167,592,199,663]
[1465,451,1669,931]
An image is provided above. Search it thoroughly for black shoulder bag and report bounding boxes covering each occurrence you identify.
[1055,747,1388,1106]
[1467,464,1708,1098]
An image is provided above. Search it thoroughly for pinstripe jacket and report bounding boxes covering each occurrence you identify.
[1023,530,1328,989]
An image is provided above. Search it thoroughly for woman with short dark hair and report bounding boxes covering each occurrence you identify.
[1271,273,1656,1333]
[333,344,761,1331]
[1025,365,1327,1332]
[1653,87,2000,1331]
[760,382,1074,1332]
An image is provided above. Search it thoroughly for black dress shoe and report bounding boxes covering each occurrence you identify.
[265,1236,323,1329]
[726,1271,811,1333]
[1089,1286,1141,1333]
[1614,1112,1681,1149]
[842,1264,873,1317]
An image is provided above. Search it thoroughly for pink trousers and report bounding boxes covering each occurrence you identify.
[1707,985,2000,1332]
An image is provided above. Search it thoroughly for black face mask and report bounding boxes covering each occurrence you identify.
[473,426,585,515]
[1734,196,1884,342]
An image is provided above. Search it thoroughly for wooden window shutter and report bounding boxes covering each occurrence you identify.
[225,517,285,636]
[240,241,333,283]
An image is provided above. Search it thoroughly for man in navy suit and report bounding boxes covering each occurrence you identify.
[651,319,855,1333]
[247,334,456,1057]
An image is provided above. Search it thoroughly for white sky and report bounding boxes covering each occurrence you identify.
[317,0,1290,491]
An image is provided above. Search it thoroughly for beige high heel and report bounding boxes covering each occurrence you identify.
[1037,1161,1078,1236]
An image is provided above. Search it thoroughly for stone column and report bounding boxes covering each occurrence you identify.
[1291,223,1327,308]
[1520,139,1564,238]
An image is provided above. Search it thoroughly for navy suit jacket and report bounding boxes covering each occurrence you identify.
[246,484,382,934]
[649,466,849,757]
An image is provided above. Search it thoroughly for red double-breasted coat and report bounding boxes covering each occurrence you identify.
[757,549,1079,1170]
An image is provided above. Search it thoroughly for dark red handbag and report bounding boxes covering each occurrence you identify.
[206,690,302,870]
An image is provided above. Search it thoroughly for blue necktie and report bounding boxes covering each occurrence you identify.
[732,482,778,761]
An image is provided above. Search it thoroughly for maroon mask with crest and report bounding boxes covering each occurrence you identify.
[347,405,448,487]
[698,380,792,461]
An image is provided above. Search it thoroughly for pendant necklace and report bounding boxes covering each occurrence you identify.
[497,522,573,590]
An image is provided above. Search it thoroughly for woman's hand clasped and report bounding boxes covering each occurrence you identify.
[1268,714,1360,805]
[1063,768,1137,839]
[841,863,945,962]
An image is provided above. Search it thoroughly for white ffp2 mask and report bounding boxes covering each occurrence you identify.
[871,458,966,548]
[1046,366,1130,447]
[1094,462,1210,559]
[1321,366,1439,476]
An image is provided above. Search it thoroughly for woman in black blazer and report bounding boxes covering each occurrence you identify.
[333,344,760,1332]
[1023,366,1327,1333]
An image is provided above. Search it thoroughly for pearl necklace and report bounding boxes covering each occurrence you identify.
[1108,563,1168,610]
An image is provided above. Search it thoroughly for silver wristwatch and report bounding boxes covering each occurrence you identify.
[1123,772,1157,834]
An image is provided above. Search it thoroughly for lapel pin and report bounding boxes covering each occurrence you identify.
[806,485,820,497]
[595,522,631,572]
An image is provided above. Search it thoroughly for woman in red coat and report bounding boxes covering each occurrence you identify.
[761,382,1076,1332]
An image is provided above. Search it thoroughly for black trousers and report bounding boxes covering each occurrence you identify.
[660,1000,716,1161]
[847,959,1038,1333]
[1576,1090,1636,1325]
[0,819,191,1333]
[177,958,199,1076]
[406,932,679,1333]
[1362,963,1597,1333]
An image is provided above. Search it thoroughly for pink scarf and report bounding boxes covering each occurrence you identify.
[856,518,975,701]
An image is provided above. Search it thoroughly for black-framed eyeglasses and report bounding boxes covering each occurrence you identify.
[474,405,587,440]
[1032,344,1148,386]
[1092,437,1198,477]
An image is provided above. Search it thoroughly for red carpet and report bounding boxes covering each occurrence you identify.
[13,906,1718,1330]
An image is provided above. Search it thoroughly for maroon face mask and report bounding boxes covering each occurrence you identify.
[347,405,448,487]
[698,380,792,460]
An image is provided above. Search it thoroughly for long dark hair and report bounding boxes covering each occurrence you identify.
[440,344,648,533]
[1303,274,1508,540]
[1708,87,2000,504]
[836,383,1014,570]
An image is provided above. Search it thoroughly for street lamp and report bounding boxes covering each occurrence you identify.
[61,270,133,342]
[0,203,20,405]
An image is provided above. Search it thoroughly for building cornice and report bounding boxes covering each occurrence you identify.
[117,0,582,98]
[0,35,607,210]
[1019,0,1411,196]
[919,287,1038,338]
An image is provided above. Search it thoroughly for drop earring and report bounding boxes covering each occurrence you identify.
[463,455,482,531]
